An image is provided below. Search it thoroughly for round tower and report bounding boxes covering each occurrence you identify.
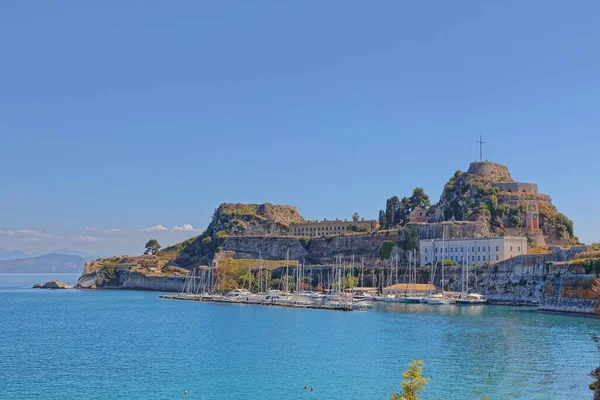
[467,162,513,182]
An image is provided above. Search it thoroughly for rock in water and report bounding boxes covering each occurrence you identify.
[41,280,74,289]
[32,283,43,289]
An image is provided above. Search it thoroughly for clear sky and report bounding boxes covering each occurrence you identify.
[1,1,599,256]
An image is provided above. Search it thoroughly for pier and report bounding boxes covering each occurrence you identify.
[159,294,358,311]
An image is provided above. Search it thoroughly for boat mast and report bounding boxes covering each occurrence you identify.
[285,250,290,293]
[441,231,445,294]
[361,257,365,288]
[466,246,469,294]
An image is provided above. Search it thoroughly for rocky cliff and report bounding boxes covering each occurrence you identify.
[431,246,599,314]
[221,221,488,266]
[432,162,576,246]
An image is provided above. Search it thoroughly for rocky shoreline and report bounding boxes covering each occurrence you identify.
[33,280,75,289]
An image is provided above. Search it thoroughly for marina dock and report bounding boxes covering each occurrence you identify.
[159,294,358,311]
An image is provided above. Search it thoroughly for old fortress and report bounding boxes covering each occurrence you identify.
[289,217,378,236]
[283,160,560,266]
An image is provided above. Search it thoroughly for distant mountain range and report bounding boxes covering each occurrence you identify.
[0,253,86,273]
[0,247,97,262]
[49,249,97,260]
[0,247,28,261]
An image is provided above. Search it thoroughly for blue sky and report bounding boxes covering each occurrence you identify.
[1,1,599,256]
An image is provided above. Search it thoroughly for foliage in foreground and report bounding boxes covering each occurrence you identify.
[390,360,429,400]
[389,360,491,400]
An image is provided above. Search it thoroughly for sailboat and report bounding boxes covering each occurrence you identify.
[456,250,487,305]
[404,249,423,303]
[425,231,455,305]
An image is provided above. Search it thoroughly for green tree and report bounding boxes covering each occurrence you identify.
[409,187,431,209]
[102,264,117,284]
[398,227,418,251]
[379,241,397,261]
[144,239,161,255]
[390,360,429,400]
[395,197,413,226]
[385,196,401,228]
[352,212,360,222]
[379,210,386,230]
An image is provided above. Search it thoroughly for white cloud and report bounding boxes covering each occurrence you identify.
[103,228,121,233]
[172,224,195,232]
[71,235,102,242]
[142,225,169,232]
[17,229,53,239]
[85,226,96,231]
[0,230,14,236]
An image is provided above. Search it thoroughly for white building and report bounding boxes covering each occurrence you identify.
[419,236,527,266]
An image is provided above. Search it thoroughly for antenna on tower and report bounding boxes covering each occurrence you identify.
[476,135,486,162]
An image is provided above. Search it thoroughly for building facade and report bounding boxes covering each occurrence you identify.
[409,206,427,223]
[288,218,378,236]
[419,236,527,266]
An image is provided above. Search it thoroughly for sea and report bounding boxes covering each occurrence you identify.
[1,273,598,400]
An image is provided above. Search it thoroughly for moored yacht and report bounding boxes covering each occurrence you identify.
[424,293,456,305]
[456,293,487,304]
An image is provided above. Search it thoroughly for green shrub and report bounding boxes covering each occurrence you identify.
[102,264,117,284]
[300,236,311,250]
[379,241,397,260]
[551,213,574,239]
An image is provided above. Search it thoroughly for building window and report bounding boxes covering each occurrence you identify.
[478,247,480,252]
[425,248,428,253]
[461,247,464,252]
[518,246,521,252]
[472,247,475,252]
[496,246,499,251]
[425,256,428,262]
[478,256,481,261]
[496,255,499,261]
[472,256,475,261]
[510,246,513,251]
[488,246,491,252]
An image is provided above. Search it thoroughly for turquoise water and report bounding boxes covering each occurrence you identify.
[1,274,598,400]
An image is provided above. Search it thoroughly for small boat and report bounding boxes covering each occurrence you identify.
[379,295,406,303]
[403,296,423,304]
[352,300,374,310]
[456,293,487,305]
[424,293,455,305]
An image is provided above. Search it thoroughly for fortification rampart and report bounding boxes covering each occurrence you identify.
[467,162,513,182]
[494,182,538,194]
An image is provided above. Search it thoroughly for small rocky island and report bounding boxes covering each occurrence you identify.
[33,280,75,289]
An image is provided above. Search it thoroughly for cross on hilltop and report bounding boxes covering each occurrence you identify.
[476,135,486,162]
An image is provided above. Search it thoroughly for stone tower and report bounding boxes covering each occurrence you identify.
[525,200,540,230]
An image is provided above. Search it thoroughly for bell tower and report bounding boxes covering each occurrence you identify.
[525,200,539,230]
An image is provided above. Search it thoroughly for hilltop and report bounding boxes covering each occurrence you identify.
[77,203,303,288]
[429,161,576,246]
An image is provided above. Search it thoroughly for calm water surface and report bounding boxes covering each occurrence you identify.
[1,273,598,400]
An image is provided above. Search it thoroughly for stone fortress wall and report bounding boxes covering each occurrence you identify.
[467,161,513,182]
[494,182,539,194]
[288,218,378,236]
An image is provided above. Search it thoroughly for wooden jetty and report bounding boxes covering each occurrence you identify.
[159,294,355,311]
